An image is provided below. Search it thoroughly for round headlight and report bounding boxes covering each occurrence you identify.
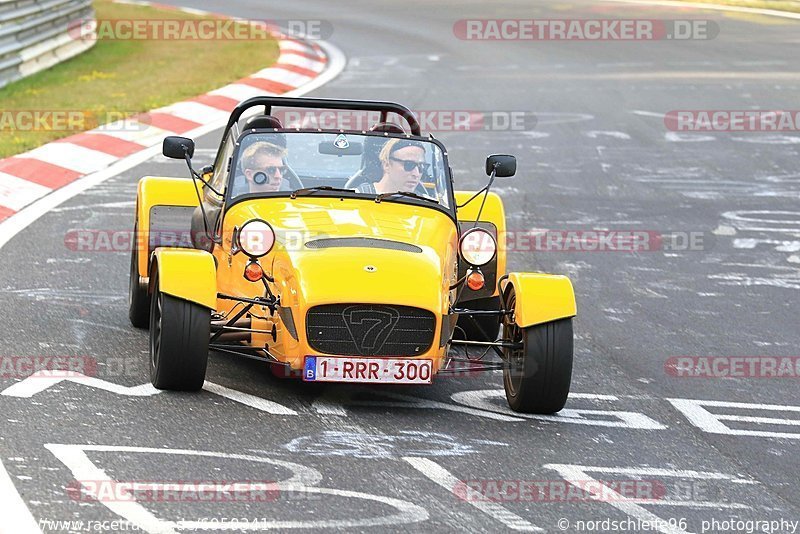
[238,220,275,258]
[459,228,496,266]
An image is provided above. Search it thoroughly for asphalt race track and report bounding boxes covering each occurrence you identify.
[1,0,799,532]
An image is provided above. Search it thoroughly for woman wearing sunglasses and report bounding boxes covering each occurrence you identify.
[356,139,430,195]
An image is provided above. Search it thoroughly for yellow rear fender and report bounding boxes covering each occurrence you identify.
[502,273,576,328]
[135,176,204,277]
[149,248,217,310]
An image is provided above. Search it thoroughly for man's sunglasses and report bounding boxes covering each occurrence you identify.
[390,157,430,173]
[252,166,286,184]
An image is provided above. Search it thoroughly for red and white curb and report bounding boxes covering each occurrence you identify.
[0,0,344,231]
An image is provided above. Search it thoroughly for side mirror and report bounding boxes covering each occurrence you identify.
[486,154,516,178]
[163,136,195,159]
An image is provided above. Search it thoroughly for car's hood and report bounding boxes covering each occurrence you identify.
[224,197,459,313]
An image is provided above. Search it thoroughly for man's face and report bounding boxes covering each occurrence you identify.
[382,146,426,192]
[244,153,284,192]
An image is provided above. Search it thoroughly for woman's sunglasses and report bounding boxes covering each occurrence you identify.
[390,157,430,173]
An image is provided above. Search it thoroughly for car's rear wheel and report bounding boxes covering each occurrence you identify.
[149,271,210,391]
[455,296,502,341]
[502,286,573,414]
[128,224,150,328]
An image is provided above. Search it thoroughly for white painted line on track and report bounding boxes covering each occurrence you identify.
[0,457,40,534]
[47,444,426,531]
[404,457,542,531]
[203,381,298,415]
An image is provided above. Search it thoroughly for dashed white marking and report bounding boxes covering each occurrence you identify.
[585,131,631,140]
[203,381,297,416]
[732,135,800,145]
[665,132,716,142]
[404,457,542,531]
[631,110,666,119]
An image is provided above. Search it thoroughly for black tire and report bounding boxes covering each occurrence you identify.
[454,296,502,341]
[149,271,210,391]
[128,227,150,328]
[502,287,573,414]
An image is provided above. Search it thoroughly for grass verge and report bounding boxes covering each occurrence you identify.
[0,0,279,158]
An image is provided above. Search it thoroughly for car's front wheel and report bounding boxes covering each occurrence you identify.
[149,271,210,391]
[502,286,573,414]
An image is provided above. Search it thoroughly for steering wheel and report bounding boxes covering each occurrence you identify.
[344,170,370,191]
[282,165,304,190]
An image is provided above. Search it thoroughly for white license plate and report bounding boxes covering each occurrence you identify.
[303,356,433,384]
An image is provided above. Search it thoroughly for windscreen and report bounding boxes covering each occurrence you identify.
[229,131,451,209]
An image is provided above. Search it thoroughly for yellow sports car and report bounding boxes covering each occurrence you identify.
[128,96,576,414]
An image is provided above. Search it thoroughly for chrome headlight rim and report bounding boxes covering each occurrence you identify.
[459,227,497,267]
[237,219,275,258]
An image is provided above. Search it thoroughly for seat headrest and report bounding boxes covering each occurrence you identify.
[243,115,283,131]
[370,122,406,134]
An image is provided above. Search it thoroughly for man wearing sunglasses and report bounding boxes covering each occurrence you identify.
[237,141,288,195]
[357,139,430,195]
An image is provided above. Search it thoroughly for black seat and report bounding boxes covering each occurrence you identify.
[370,122,406,134]
[344,123,406,189]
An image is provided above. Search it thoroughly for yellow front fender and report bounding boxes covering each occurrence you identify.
[135,176,203,277]
[150,248,217,310]
[502,273,576,328]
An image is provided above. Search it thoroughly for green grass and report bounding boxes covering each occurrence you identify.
[0,0,279,157]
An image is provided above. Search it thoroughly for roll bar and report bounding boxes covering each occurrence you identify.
[225,96,422,136]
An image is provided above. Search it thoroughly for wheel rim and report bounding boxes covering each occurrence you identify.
[503,290,524,397]
[150,292,162,370]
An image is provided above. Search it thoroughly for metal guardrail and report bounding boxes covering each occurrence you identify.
[0,0,95,89]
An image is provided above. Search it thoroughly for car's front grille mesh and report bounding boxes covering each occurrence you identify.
[306,304,436,356]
